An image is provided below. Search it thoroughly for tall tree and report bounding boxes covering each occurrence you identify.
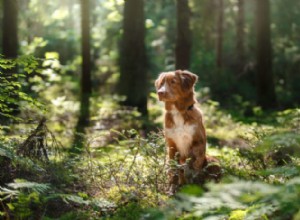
[77,0,92,129]
[255,0,277,109]
[2,0,18,59]
[236,0,245,74]
[1,0,19,121]
[119,0,147,116]
[175,0,192,70]
[216,0,224,69]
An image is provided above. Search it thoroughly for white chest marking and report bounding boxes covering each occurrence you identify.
[165,107,196,157]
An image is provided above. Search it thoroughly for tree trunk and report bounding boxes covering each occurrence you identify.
[255,0,277,109]
[236,0,245,74]
[175,0,192,70]
[77,0,92,128]
[119,0,148,116]
[1,0,19,121]
[2,0,18,59]
[72,0,92,153]
[216,0,224,69]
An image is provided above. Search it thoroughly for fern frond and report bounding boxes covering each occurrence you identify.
[7,179,51,194]
[0,147,13,159]
[57,194,90,205]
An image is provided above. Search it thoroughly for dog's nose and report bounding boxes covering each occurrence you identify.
[157,86,166,96]
[158,91,165,96]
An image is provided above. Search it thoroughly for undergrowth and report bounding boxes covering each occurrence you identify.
[1,102,299,219]
[1,56,300,219]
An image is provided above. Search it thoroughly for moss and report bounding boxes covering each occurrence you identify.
[229,210,248,220]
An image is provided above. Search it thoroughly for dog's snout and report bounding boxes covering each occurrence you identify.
[157,85,166,95]
[158,90,165,96]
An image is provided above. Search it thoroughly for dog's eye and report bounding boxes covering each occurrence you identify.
[171,79,177,84]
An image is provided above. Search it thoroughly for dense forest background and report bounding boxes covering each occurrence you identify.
[0,0,300,219]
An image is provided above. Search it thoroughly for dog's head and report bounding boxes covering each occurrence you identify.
[155,70,198,102]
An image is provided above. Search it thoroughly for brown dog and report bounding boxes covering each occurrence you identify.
[155,70,220,192]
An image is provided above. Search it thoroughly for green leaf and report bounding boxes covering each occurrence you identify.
[179,185,203,196]
[7,203,15,211]
[7,179,51,194]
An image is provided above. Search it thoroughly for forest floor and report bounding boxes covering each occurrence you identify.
[1,93,300,219]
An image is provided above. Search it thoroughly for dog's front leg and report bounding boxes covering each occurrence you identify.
[185,144,206,184]
[166,139,180,194]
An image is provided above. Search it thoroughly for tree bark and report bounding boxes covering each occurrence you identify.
[119,0,148,116]
[256,0,277,109]
[175,0,192,70]
[216,0,224,69]
[2,0,18,59]
[78,0,92,128]
[72,0,92,152]
[236,0,245,74]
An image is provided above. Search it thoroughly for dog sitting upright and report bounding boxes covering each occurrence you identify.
[155,70,219,192]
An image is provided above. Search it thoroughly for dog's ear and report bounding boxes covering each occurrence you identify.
[176,70,198,91]
[155,73,165,89]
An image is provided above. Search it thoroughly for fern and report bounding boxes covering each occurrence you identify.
[0,146,13,159]
[1,180,48,219]
[256,165,300,180]
[255,131,300,155]
[59,194,90,205]
[161,177,300,219]
[0,186,19,201]
[7,179,51,194]
[46,193,116,212]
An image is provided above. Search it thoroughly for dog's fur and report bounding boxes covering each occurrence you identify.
[155,70,220,192]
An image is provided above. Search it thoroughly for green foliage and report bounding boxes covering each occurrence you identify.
[141,103,300,220]
[9,192,41,219]
[7,179,51,193]
[1,1,300,219]
[0,136,49,184]
[152,176,300,220]
[0,176,116,219]
[110,202,145,220]
[72,129,168,209]
[0,179,49,219]
[0,55,44,122]
[1,97,300,219]
[276,108,300,129]
[91,95,143,132]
